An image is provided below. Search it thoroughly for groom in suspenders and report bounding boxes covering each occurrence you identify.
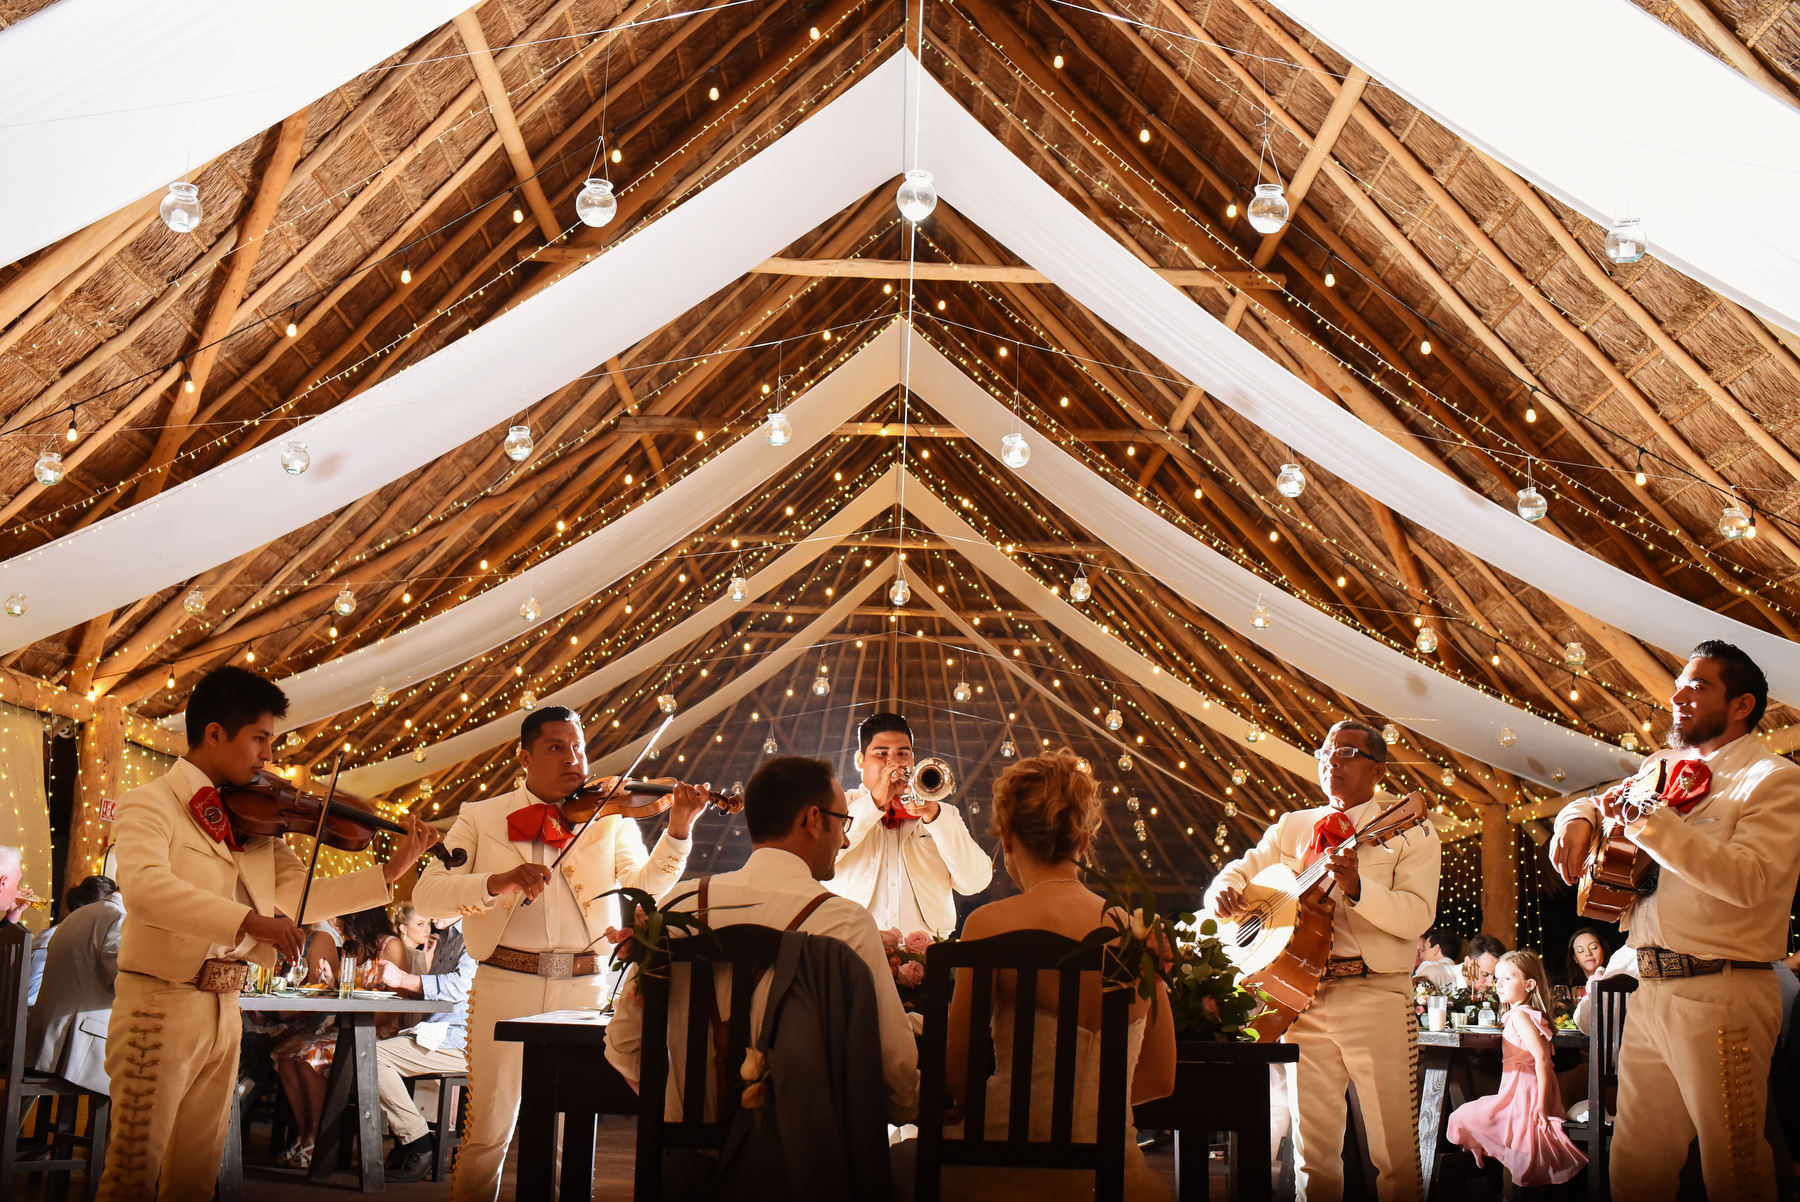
[1206,719,1442,1201]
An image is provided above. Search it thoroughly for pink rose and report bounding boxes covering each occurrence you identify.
[880,928,904,952]
[1201,995,1222,1023]
[896,960,925,988]
[904,930,934,956]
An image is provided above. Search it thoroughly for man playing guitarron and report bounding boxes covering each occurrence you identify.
[1206,719,1441,1202]
[1551,640,1800,1201]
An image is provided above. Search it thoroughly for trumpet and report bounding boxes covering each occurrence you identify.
[904,757,956,804]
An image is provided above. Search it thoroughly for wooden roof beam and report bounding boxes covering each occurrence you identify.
[453,10,562,242]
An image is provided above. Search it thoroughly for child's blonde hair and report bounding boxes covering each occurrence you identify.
[1498,950,1555,1014]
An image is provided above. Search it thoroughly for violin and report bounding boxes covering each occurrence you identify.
[219,771,466,869]
[559,776,745,824]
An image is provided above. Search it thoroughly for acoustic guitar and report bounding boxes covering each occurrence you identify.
[1576,758,1666,923]
[1208,793,1432,1040]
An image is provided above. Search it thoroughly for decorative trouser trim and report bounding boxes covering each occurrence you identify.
[98,1007,165,1193]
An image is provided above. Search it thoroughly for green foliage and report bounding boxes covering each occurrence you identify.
[1164,913,1265,1042]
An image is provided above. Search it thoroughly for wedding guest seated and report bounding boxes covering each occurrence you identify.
[27,875,118,1005]
[942,748,1176,1202]
[1571,941,1638,1036]
[1563,927,1609,991]
[1446,951,1586,1188]
[25,879,125,1095]
[1463,933,1507,995]
[270,905,407,1168]
[1413,927,1465,992]
[390,902,433,975]
[373,916,476,1182]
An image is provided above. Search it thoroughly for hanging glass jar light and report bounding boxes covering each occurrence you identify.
[1000,432,1031,469]
[1118,752,1135,772]
[1104,706,1123,731]
[1382,723,1400,745]
[953,680,972,703]
[1275,462,1306,498]
[889,576,911,606]
[1440,766,1456,788]
[575,178,617,228]
[1416,625,1439,654]
[1515,485,1547,523]
[1125,795,1140,813]
[1068,570,1092,603]
[1251,597,1271,629]
[160,181,202,233]
[729,575,750,603]
[1245,723,1264,744]
[895,169,938,223]
[503,425,534,462]
[811,665,831,696]
[1225,799,1238,818]
[1075,757,1092,774]
[279,440,311,476]
[1498,726,1518,747]
[762,733,779,755]
[1563,641,1588,670]
[4,594,24,617]
[33,451,64,486]
[332,586,356,616]
[1604,218,1646,265]
[519,596,542,622]
[764,410,792,447]
[1719,501,1752,540]
[1621,730,1639,752]
[1246,182,1290,234]
[371,685,389,707]
[1552,767,1567,784]
[1230,767,1248,786]
[656,693,678,715]
[1000,736,1017,758]
[520,689,537,711]
[183,587,207,616]
[413,747,428,763]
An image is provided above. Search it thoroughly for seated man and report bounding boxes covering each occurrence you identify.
[1464,933,1507,996]
[29,875,119,1005]
[1413,927,1464,992]
[26,880,126,1095]
[372,915,477,1181]
[606,755,918,1126]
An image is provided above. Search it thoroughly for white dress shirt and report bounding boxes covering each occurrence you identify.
[1413,957,1465,992]
[487,835,591,953]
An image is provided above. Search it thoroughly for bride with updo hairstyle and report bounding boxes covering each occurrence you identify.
[940,749,1176,1202]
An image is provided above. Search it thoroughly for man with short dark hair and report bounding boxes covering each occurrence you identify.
[28,874,119,1005]
[1551,641,1800,1201]
[1207,717,1440,1201]
[96,666,434,1201]
[412,705,707,1202]
[26,878,126,1094]
[830,711,991,937]
[1463,932,1507,996]
[1413,927,1464,992]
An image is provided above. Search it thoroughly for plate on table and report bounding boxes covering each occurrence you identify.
[352,990,400,1000]
[1461,1024,1503,1034]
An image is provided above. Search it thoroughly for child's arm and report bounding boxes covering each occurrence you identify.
[1509,1007,1559,1117]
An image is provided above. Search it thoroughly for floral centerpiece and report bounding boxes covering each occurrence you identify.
[883,928,947,1012]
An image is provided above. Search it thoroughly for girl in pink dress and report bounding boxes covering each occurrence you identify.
[1446,950,1588,1187]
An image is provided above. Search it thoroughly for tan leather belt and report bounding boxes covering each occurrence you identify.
[482,945,601,979]
[1637,947,1773,980]
[1323,956,1368,979]
[188,958,251,993]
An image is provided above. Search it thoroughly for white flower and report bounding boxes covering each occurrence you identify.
[1128,909,1150,942]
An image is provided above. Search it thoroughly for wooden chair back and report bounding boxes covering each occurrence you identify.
[914,929,1131,1202]
[1570,975,1636,1202]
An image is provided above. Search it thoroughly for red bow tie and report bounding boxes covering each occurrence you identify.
[1661,758,1712,815]
[188,786,242,850]
[879,801,922,830]
[507,802,574,849]
[1305,809,1356,867]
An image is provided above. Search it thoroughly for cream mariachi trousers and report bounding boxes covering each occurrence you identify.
[453,963,610,1202]
[96,972,244,1202]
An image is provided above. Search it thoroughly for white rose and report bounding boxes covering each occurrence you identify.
[1128,909,1149,941]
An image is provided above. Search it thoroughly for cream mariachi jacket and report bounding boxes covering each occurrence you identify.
[411,786,691,960]
[829,785,993,938]
[1554,733,1800,963]
[1203,796,1441,976]
[111,759,391,984]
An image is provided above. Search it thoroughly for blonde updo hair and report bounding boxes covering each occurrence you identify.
[990,747,1102,865]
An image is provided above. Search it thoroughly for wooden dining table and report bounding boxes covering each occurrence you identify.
[495,1008,639,1200]
[1133,1038,1300,1202]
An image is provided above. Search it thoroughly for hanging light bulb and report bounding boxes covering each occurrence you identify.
[165,667,177,690]
[656,693,678,715]
[503,424,534,462]
[708,83,720,102]
[1104,707,1124,731]
[371,685,389,708]
[896,169,938,223]
[1416,625,1439,654]
[1604,218,1646,265]
[160,181,202,233]
[279,440,311,476]
[762,733,779,755]
[811,665,831,696]
[1245,723,1264,744]
[1251,597,1271,629]
[519,596,542,622]
[1052,51,1065,68]
[399,261,412,285]
[1068,570,1092,603]
[511,195,525,224]
[1000,431,1030,469]
[764,410,793,447]
[1225,201,1238,219]
[332,586,356,616]
[1118,752,1135,772]
[1498,726,1517,748]
[4,594,25,617]
[33,451,64,486]
[1324,268,1336,287]
[1440,767,1456,788]
[889,576,911,606]
[1382,723,1401,745]
[1246,182,1289,234]
[1275,462,1306,498]
[1563,641,1588,670]
[1718,500,1752,540]
[65,411,78,442]
[729,575,750,603]
[953,680,972,703]
[519,689,537,711]
[182,587,207,616]
[285,315,298,339]
[575,178,617,228]
[1515,485,1547,523]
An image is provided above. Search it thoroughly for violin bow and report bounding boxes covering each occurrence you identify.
[292,756,344,929]
[525,714,675,906]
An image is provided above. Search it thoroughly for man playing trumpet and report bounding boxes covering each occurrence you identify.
[829,711,991,938]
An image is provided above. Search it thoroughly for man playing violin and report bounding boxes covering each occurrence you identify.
[1549,641,1800,1201]
[1205,719,1440,1202]
[411,705,705,1202]
[96,666,435,1202]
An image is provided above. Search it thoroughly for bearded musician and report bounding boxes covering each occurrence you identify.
[1550,640,1800,1201]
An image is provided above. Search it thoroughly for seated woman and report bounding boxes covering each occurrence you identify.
[942,748,1176,1202]
[1446,951,1586,1188]
[271,906,407,1168]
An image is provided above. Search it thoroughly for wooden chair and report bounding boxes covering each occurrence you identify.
[914,929,1132,1202]
[1563,975,1636,1202]
[407,1070,467,1181]
[632,923,789,1202]
[2,924,110,1200]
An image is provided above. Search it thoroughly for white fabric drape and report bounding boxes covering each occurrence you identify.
[1266,0,1800,335]
[914,69,1800,706]
[0,55,908,655]
[0,0,471,269]
[0,703,51,933]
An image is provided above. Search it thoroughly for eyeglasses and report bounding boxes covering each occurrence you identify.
[1313,744,1382,765]
[820,809,854,835]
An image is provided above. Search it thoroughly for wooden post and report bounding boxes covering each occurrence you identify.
[1477,802,1517,945]
[71,696,126,884]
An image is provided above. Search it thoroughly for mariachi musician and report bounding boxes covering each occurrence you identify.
[1205,718,1440,1202]
[1551,640,1800,1201]
[97,667,434,1202]
[411,705,706,1202]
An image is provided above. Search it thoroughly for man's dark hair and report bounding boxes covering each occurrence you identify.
[1327,718,1389,764]
[187,666,288,748]
[521,706,583,751]
[1691,639,1769,730]
[744,756,838,842]
[1468,933,1508,961]
[1423,927,1463,961]
[857,711,913,755]
[64,875,117,914]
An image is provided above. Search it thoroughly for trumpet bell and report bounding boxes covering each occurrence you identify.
[911,756,956,803]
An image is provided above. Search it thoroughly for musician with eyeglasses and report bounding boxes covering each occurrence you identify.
[1205,719,1441,1202]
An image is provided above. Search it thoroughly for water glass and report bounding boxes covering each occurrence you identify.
[1426,996,1448,1032]
[339,954,358,999]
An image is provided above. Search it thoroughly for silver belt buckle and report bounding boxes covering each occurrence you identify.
[538,952,574,980]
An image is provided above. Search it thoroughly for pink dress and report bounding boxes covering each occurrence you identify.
[1446,1006,1587,1187]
